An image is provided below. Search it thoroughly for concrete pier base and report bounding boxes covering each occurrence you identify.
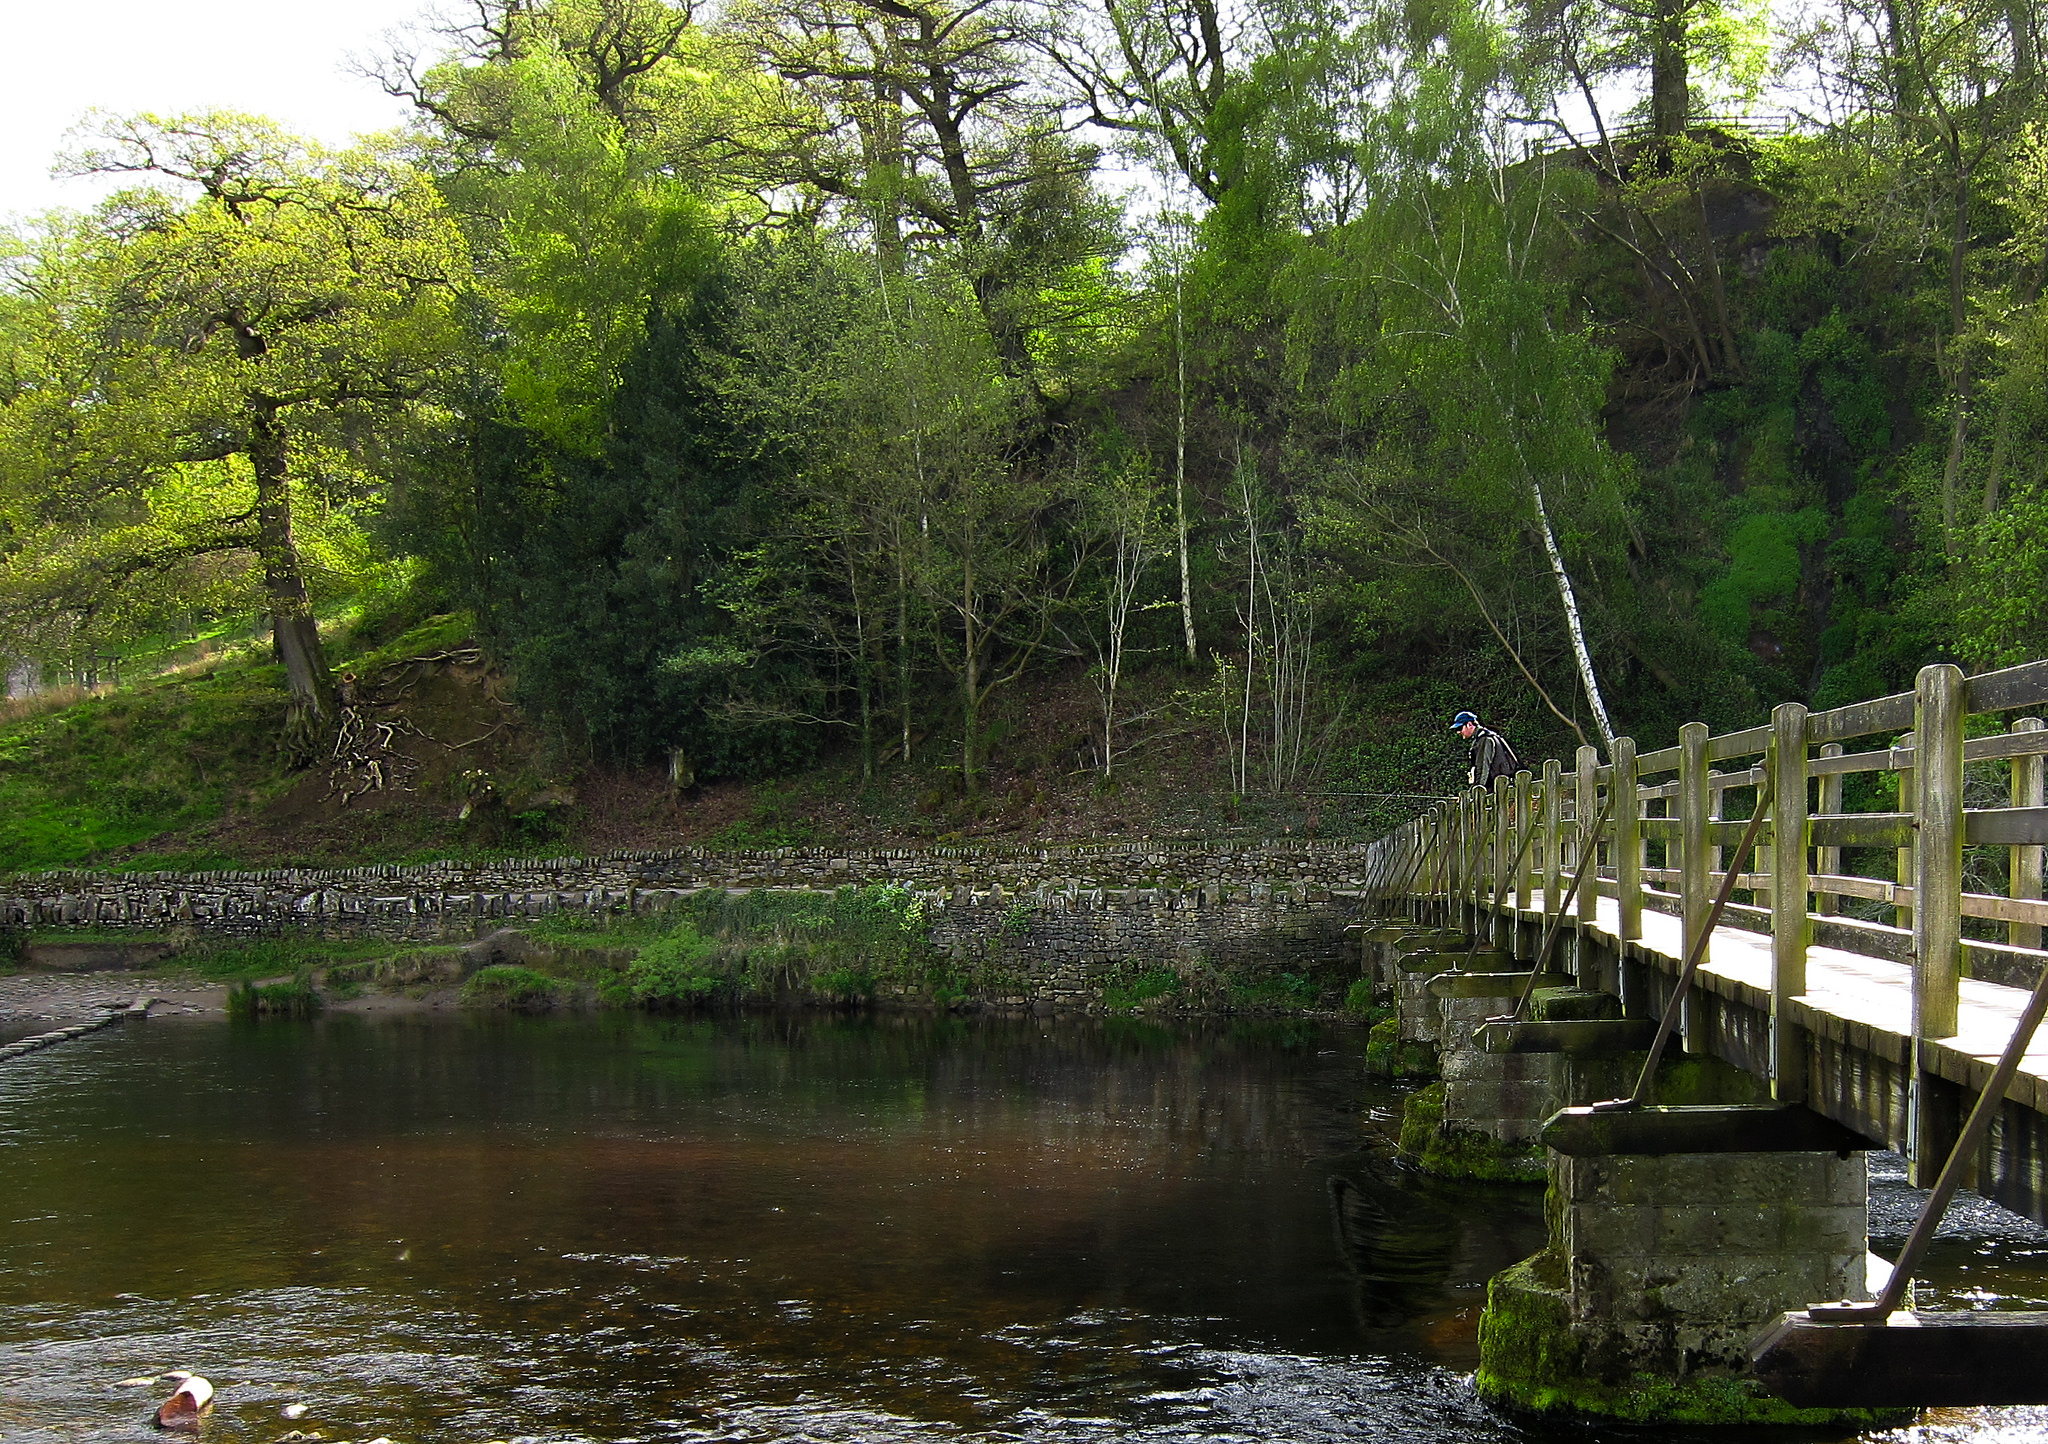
[1477,1146,1906,1426]
[1400,982,1618,1180]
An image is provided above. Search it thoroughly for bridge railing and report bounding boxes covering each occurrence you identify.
[1366,660,2048,1082]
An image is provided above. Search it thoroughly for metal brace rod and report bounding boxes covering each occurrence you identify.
[1594,777,1779,1111]
[1496,793,1618,1025]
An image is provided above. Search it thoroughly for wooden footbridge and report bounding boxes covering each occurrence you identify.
[1358,661,2048,1414]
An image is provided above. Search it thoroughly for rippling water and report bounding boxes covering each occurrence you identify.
[0,1010,2044,1443]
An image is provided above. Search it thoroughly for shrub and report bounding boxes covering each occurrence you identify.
[1233,971,1321,1010]
[627,928,727,1007]
[227,976,324,1020]
[461,964,565,1010]
[814,965,875,1003]
[1104,967,1178,1011]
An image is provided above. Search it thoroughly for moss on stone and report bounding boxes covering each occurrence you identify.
[1476,1255,1913,1428]
[1365,1017,1436,1077]
[1649,1052,1773,1106]
[1396,1083,1545,1181]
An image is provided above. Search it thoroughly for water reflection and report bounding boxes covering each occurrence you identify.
[0,1011,2036,1442]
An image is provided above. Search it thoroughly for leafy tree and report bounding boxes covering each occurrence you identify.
[0,114,465,745]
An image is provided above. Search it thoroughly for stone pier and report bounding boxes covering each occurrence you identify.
[1475,1140,1899,1426]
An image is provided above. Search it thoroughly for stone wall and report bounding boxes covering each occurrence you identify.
[1,840,1374,939]
[2,842,1374,1006]
[922,886,1361,1007]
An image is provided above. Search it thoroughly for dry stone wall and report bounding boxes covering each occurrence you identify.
[2,842,1375,1002]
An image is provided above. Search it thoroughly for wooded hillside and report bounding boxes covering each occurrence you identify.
[2,0,2043,830]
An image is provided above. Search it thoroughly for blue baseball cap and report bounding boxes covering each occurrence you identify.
[1451,710,1478,730]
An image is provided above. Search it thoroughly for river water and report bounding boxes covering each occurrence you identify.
[0,1011,2044,1444]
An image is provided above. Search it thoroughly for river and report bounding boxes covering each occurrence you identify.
[0,1010,2042,1442]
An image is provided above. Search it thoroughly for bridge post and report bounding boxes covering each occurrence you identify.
[1493,773,1512,948]
[1894,729,1916,932]
[1614,736,1641,943]
[1542,758,1562,919]
[1679,721,1711,1054]
[1911,663,1966,1187]
[2012,717,2044,950]
[1769,701,1811,1103]
[1427,803,1444,921]
[1576,745,1600,980]
[1514,768,1534,925]
[1472,784,1491,937]
[1459,789,1476,935]
[1816,743,1843,917]
[1441,798,1457,924]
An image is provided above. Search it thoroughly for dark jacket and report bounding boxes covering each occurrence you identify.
[1468,725,1520,788]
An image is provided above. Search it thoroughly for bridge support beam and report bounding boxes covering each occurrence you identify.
[1476,1127,1903,1426]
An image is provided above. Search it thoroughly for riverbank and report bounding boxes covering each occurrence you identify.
[0,971,224,1039]
[2,865,1378,1023]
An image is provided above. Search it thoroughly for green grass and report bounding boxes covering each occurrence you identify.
[0,593,479,875]
[462,963,567,1009]
[226,975,324,1020]
[1103,966,1179,1011]
[0,664,293,872]
[1231,971,1322,1009]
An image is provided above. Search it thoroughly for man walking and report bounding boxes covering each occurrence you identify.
[1453,710,1519,788]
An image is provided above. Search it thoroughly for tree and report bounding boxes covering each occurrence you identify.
[730,0,1117,392]
[1065,450,1171,776]
[0,114,465,746]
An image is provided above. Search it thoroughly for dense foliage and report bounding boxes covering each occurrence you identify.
[3,0,2045,801]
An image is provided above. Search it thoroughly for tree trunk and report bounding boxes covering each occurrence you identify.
[1175,260,1198,662]
[1940,162,1973,553]
[1530,474,1617,749]
[251,398,335,754]
[849,550,875,782]
[898,551,914,765]
[1695,186,1744,377]
[960,551,979,794]
[2010,0,2037,88]
[1649,2,1691,139]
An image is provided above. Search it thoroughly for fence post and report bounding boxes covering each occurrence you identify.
[1913,666,1964,1034]
[1769,701,1812,1103]
[1679,721,1711,1053]
[1444,798,1460,924]
[1576,745,1600,979]
[1543,758,1562,918]
[1436,801,1452,919]
[1463,787,1481,935]
[1895,729,1917,932]
[2012,717,2043,951]
[1816,743,1843,917]
[1911,664,1966,1188]
[1514,768,1534,921]
[1614,736,1641,942]
[1576,746,1600,928]
[1492,773,1511,946]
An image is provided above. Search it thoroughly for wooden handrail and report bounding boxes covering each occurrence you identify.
[1382,661,2048,1181]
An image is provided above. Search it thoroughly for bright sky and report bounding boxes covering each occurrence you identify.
[0,0,433,222]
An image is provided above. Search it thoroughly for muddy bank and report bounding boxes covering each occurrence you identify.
[0,971,225,1042]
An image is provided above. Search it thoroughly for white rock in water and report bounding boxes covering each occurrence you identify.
[116,1376,157,1388]
[282,1402,309,1418]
